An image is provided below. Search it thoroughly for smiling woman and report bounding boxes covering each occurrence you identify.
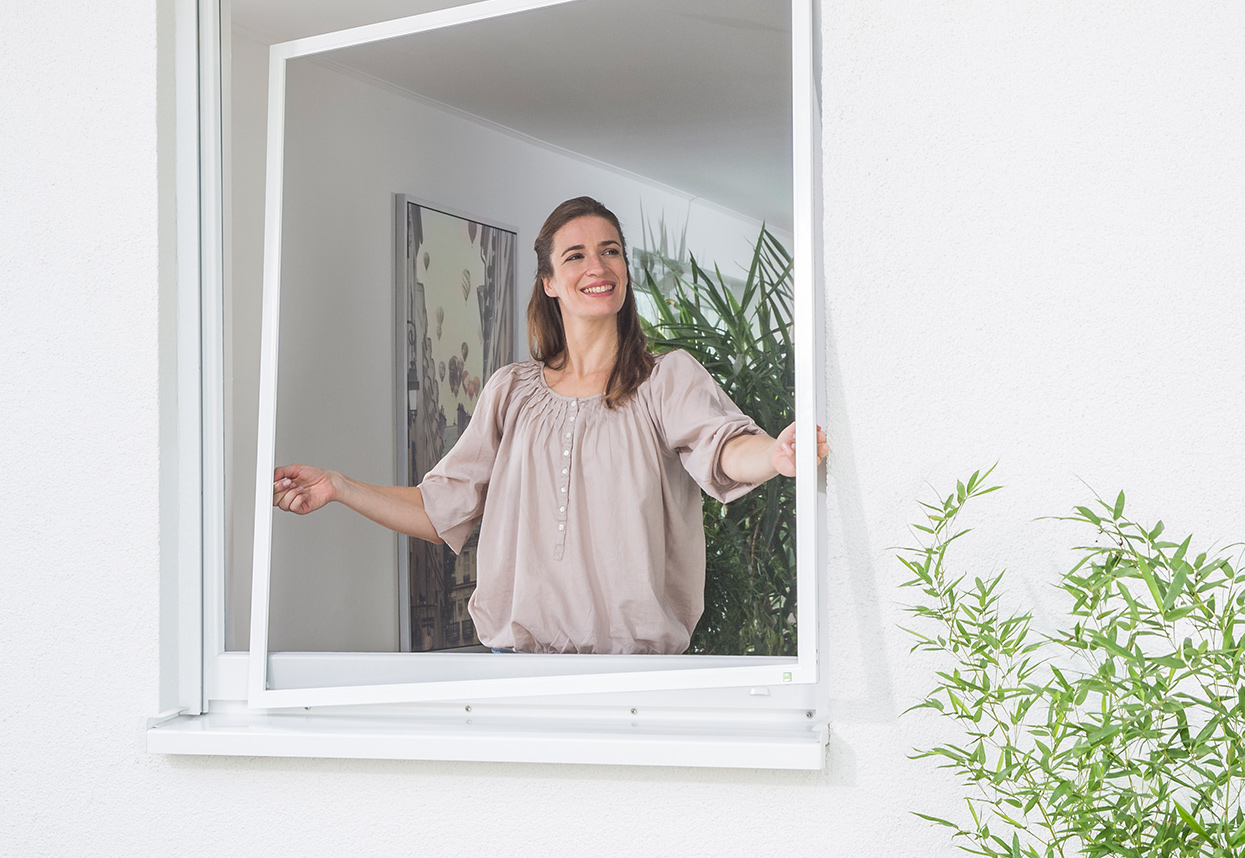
[529,200,649,404]
[272,196,824,656]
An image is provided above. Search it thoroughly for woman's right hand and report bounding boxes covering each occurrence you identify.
[272,465,442,544]
[272,463,338,515]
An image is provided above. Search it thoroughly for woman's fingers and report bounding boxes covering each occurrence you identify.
[273,485,295,511]
[272,468,313,513]
[273,464,302,483]
[272,475,292,507]
[274,486,311,514]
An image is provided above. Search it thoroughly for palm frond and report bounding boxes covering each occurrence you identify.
[638,225,796,656]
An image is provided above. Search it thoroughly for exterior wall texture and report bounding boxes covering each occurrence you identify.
[2,1,1242,855]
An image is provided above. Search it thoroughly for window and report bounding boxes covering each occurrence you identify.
[149,0,828,769]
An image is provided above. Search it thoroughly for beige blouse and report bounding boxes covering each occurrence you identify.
[417,349,762,654]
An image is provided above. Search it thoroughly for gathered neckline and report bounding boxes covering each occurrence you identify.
[532,361,606,403]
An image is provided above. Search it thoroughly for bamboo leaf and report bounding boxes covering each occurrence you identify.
[1162,562,1189,613]
[1075,506,1101,525]
[1137,560,1166,610]
[912,812,962,830]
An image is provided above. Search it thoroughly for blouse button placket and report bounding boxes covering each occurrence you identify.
[554,399,578,559]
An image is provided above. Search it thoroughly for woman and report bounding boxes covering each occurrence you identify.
[273,196,827,654]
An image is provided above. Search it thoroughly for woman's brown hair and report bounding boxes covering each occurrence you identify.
[526,196,655,409]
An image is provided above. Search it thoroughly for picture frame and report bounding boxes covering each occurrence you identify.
[394,195,518,653]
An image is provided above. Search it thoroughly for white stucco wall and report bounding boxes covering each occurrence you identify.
[2,1,1242,855]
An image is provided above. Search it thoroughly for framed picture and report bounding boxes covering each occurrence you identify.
[395,195,517,652]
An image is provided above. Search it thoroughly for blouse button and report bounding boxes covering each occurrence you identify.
[563,450,569,457]
[562,468,568,475]
[569,416,576,422]
[559,506,565,513]
[560,486,566,493]
[565,432,571,439]
[558,523,565,531]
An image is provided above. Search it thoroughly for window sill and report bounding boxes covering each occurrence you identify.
[146,710,828,770]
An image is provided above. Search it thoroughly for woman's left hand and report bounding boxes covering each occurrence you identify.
[771,423,829,477]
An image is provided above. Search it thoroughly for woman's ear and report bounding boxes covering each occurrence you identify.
[542,277,556,298]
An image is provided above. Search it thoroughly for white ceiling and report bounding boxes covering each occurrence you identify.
[232,0,793,230]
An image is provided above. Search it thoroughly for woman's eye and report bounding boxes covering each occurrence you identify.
[564,253,584,262]
[603,248,620,256]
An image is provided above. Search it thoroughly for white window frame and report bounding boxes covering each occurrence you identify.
[148,0,830,770]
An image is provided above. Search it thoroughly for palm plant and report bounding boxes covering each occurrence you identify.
[636,225,796,656]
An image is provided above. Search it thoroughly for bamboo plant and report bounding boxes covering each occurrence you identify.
[900,467,1245,857]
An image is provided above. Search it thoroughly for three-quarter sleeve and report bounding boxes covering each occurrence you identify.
[416,365,513,553]
[649,349,764,503]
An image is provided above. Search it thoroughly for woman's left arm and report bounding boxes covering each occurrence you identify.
[719,423,828,484]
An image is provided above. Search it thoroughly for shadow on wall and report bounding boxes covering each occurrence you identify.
[822,312,897,724]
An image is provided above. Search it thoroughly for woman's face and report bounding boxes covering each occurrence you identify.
[542,215,629,324]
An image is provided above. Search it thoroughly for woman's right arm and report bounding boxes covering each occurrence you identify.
[272,463,443,545]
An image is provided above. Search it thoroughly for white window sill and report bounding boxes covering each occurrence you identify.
[146,710,828,770]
